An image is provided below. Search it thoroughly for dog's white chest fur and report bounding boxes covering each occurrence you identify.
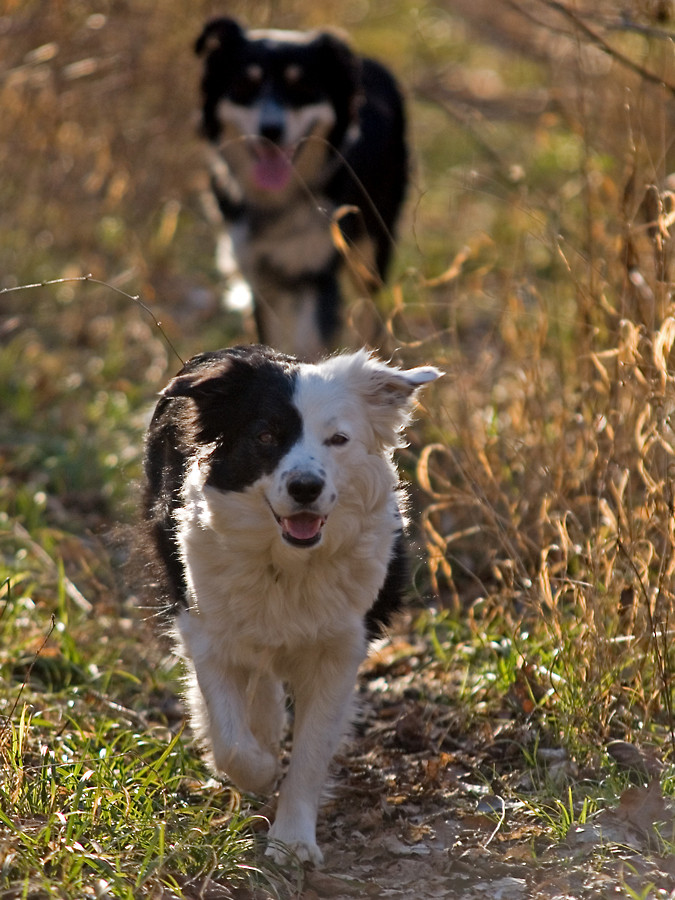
[229,204,338,358]
[175,371,401,660]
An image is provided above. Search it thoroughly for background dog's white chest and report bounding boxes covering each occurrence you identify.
[232,201,336,283]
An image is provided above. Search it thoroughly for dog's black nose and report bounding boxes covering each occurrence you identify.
[259,96,285,145]
[287,475,324,505]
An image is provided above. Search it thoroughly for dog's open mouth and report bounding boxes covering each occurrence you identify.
[267,500,326,547]
[280,512,326,547]
[251,143,294,192]
[250,123,319,193]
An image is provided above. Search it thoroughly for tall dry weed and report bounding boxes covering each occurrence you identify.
[409,1,675,744]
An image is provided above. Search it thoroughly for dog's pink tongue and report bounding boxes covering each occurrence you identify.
[253,146,293,192]
[282,513,323,541]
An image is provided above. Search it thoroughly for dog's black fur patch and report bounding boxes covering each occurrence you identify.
[143,346,300,613]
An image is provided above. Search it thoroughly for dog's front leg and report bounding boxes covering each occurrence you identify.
[266,637,365,866]
[196,663,283,794]
[178,612,283,794]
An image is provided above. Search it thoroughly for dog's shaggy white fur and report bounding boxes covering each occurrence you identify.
[143,346,440,864]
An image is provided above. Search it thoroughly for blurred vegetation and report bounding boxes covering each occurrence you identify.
[1,0,675,896]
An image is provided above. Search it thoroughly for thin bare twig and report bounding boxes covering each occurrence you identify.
[0,274,184,366]
[0,608,56,746]
[538,0,675,96]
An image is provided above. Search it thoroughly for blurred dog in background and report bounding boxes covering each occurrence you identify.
[195,18,408,357]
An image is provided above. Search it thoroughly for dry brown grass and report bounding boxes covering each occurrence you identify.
[394,0,675,750]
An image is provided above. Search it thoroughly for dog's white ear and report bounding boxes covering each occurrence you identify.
[350,352,443,446]
[360,355,442,401]
[378,364,444,396]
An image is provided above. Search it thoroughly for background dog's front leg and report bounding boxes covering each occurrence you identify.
[266,640,365,866]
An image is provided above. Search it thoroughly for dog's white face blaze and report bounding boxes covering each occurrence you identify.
[247,27,314,44]
[262,369,360,546]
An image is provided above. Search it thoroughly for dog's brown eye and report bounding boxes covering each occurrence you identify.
[257,431,277,445]
[327,433,349,447]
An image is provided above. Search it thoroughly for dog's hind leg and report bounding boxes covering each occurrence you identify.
[266,635,365,866]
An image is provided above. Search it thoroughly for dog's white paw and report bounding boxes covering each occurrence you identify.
[265,836,324,867]
[211,744,280,796]
[265,839,323,867]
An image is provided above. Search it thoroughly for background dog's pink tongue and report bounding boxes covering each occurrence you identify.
[283,513,323,541]
[253,147,292,191]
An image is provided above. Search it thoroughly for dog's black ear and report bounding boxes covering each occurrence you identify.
[161,373,209,399]
[195,17,243,57]
[313,31,361,97]
[160,372,224,400]
[160,359,235,400]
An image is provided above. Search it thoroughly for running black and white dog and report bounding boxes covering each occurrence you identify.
[195,19,408,357]
[142,345,440,865]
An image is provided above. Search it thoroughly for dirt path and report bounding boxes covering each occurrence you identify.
[196,631,675,900]
[292,636,675,900]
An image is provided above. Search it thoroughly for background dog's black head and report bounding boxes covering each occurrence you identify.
[195,17,362,201]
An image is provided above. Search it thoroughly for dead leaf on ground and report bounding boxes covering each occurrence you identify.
[394,707,431,752]
[603,779,675,844]
[606,739,663,778]
[563,779,675,854]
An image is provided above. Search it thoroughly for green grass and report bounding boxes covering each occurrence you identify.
[0,575,281,898]
[0,708,264,898]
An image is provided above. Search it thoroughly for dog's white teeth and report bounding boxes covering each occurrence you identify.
[281,513,324,542]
